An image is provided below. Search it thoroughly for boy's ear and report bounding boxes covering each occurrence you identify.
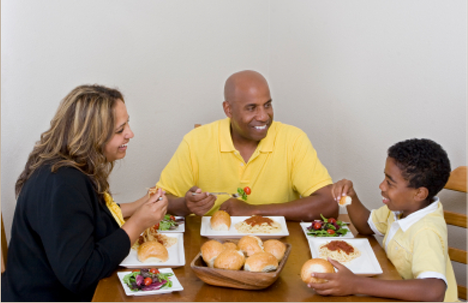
[414,187,429,202]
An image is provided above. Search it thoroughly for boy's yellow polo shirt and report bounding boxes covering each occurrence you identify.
[157,118,332,215]
[368,198,458,302]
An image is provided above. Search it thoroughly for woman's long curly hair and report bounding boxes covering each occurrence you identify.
[15,85,124,198]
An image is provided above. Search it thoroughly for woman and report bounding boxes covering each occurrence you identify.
[1,85,168,301]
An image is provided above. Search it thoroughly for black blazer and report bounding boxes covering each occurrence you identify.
[2,165,130,301]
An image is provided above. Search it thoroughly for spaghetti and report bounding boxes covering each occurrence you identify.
[318,240,361,263]
[132,225,177,250]
[234,215,282,234]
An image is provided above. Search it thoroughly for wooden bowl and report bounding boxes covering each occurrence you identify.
[190,239,291,290]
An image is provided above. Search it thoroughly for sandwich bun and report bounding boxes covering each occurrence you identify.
[339,195,352,207]
[137,240,169,263]
[263,239,286,262]
[210,210,231,231]
[213,249,245,270]
[244,252,278,272]
[201,240,225,268]
[300,258,335,284]
[222,242,238,250]
[238,235,263,257]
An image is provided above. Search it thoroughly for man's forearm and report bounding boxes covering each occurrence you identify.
[166,194,191,216]
[252,185,338,221]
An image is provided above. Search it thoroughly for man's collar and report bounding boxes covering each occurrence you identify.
[391,197,440,232]
[219,118,275,153]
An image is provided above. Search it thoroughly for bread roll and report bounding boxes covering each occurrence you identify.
[201,240,225,268]
[238,235,263,257]
[210,210,231,231]
[137,240,169,263]
[263,239,286,261]
[222,242,237,250]
[244,252,278,272]
[300,258,335,284]
[213,249,245,270]
[339,195,352,207]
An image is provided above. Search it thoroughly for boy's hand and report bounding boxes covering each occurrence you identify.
[308,258,359,296]
[331,179,356,204]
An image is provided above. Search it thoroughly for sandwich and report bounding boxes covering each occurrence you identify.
[244,252,278,272]
[300,258,335,284]
[137,240,169,263]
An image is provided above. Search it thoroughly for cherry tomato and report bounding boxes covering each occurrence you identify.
[144,277,152,286]
[132,269,140,273]
[170,215,176,221]
[313,222,322,230]
[149,268,160,274]
[328,218,337,224]
[244,187,251,195]
[327,229,335,235]
[154,223,160,230]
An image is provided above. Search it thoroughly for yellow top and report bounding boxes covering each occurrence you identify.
[157,118,332,215]
[103,192,125,227]
[369,198,458,302]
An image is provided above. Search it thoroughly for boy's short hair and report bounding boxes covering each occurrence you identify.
[388,138,451,201]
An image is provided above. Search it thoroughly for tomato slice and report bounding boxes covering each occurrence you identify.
[154,223,160,230]
[149,268,160,274]
[132,269,140,273]
[244,186,251,195]
[169,215,176,221]
[328,218,337,224]
[313,222,322,230]
[144,277,152,286]
[327,229,335,235]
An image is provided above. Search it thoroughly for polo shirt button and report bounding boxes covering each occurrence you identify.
[240,163,244,166]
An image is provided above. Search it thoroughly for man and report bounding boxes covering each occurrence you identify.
[156,70,337,221]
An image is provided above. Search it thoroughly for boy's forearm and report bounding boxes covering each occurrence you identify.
[345,194,373,235]
[354,276,445,302]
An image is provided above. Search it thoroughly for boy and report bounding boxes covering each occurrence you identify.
[308,138,458,302]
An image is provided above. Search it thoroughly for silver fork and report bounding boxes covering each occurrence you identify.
[192,192,241,198]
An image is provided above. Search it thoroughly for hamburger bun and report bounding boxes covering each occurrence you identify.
[244,252,278,272]
[339,195,352,207]
[213,249,245,270]
[238,235,263,257]
[222,242,238,250]
[263,239,286,262]
[300,258,335,284]
[210,210,231,231]
[137,240,169,263]
[201,240,225,268]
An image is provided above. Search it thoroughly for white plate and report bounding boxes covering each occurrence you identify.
[117,268,183,296]
[119,233,185,268]
[158,216,185,233]
[200,216,289,239]
[300,222,354,239]
[307,238,383,275]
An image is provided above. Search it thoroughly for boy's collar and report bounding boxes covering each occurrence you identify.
[391,197,440,232]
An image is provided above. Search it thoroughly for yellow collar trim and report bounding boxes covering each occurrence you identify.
[103,192,125,227]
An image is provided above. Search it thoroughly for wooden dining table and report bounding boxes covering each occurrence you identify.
[92,214,403,302]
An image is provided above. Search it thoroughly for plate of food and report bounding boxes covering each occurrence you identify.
[120,232,185,268]
[200,212,289,239]
[156,215,185,233]
[118,268,183,296]
[300,214,354,239]
[307,238,382,275]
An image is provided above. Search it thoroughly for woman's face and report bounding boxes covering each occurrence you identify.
[103,100,134,162]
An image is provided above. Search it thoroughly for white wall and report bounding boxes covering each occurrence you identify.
[2,0,466,288]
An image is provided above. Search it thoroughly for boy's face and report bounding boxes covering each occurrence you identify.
[379,157,422,217]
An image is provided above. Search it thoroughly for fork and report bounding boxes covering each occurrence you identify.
[192,192,241,198]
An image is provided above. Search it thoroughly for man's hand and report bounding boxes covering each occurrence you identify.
[307,258,359,296]
[185,186,216,216]
[219,198,256,216]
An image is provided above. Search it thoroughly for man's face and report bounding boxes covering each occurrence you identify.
[224,81,273,143]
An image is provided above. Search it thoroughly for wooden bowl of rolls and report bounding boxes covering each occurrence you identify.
[190,210,291,290]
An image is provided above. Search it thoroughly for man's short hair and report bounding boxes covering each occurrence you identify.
[388,138,451,200]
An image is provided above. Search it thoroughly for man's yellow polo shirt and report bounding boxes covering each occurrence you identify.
[368,198,458,302]
[157,118,332,215]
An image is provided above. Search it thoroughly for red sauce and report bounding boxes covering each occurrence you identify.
[244,215,273,226]
[323,240,354,255]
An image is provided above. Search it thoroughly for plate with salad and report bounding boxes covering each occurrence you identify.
[300,214,354,238]
[118,268,183,296]
[156,215,185,233]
